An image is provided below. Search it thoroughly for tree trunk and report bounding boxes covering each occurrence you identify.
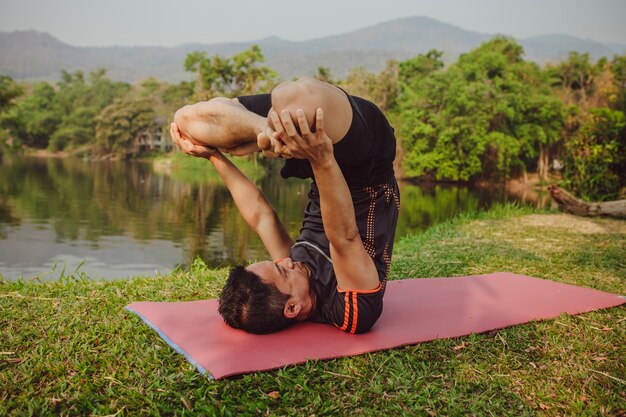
[537,144,549,182]
[549,186,626,219]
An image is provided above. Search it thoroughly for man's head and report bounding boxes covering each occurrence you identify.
[218,258,315,334]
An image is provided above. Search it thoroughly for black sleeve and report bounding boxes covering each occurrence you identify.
[329,288,384,334]
[237,94,272,117]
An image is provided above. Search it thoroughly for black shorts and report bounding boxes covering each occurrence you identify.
[293,178,400,334]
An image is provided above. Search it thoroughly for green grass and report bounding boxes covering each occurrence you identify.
[1,205,625,416]
[153,152,266,183]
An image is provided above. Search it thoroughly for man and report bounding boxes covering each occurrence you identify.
[171,77,399,334]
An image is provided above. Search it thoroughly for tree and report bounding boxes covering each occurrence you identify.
[0,75,23,112]
[548,52,597,106]
[546,54,626,199]
[341,61,399,111]
[562,108,626,201]
[184,45,276,99]
[162,81,195,110]
[0,82,60,148]
[95,97,156,155]
[48,69,130,151]
[395,38,564,182]
[315,66,333,83]
[610,55,626,113]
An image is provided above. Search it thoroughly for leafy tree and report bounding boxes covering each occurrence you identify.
[1,69,130,151]
[162,81,195,110]
[95,97,156,154]
[547,54,626,198]
[562,108,626,200]
[315,66,333,83]
[0,82,60,148]
[49,106,99,151]
[341,61,399,111]
[371,61,399,111]
[396,38,564,181]
[0,75,23,112]
[139,77,162,97]
[342,67,375,99]
[50,70,130,150]
[610,55,626,113]
[399,50,444,90]
[184,45,276,99]
[548,52,598,106]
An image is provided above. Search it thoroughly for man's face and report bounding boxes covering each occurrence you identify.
[245,258,314,319]
[245,258,309,295]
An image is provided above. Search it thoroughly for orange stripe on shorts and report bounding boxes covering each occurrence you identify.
[349,292,359,334]
[339,291,350,331]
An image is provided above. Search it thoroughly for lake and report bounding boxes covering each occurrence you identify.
[0,156,547,281]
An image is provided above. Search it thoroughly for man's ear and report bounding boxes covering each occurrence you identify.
[284,302,301,319]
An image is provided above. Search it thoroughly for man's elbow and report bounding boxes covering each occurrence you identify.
[328,227,361,249]
[251,207,280,233]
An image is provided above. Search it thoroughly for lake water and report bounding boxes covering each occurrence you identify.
[0,156,546,281]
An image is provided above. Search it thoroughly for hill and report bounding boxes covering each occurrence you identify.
[1,16,624,83]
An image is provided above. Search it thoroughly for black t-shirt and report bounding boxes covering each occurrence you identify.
[237,90,400,334]
[236,91,396,187]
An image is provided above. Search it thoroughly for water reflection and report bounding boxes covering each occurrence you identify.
[0,157,545,280]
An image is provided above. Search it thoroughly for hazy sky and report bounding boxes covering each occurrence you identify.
[1,0,625,47]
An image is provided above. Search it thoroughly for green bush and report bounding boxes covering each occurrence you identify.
[563,107,626,201]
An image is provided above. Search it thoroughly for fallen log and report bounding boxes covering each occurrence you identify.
[548,186,626,219]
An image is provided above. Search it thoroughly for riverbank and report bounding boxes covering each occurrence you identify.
[153,152,266,183]
[11,146,561,196]
[1,205,624,416]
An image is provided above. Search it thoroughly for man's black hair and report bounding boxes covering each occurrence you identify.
[218,265,295,334]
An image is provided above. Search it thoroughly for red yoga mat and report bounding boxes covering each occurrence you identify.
[125,272,625,379]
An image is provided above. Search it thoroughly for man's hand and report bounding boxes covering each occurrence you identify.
[257,128,294,159]
[170,122,218,159]
[270,108,333,166]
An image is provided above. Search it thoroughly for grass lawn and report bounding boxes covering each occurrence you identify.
[1,205,624,416]
[153,152,266,183]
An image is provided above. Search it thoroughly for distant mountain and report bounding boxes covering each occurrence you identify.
[521,34,618,63]
[1,16,624,83]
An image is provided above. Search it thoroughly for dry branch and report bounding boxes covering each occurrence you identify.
[549,186,626,219]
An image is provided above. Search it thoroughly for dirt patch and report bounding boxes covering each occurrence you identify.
[516,214,626,235]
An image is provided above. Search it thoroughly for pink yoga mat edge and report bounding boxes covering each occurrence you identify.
[125,305,213,378]
[126,272,626,379]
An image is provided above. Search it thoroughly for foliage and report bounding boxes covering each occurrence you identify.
[0,70,130,151]
[0,82,60,148]
[184,45,276,99]
[2,41,625,197]
[547,52,598,104]
[611,55,626,113]
[161,80,195,110]
[395,38,565,182]
[95,97,156,154]
[341,60,399,111]
[52,70,130,151]
[548,53,626,199]
[315,66,333,83]
[562,108,626,200]
[0,74,23,112]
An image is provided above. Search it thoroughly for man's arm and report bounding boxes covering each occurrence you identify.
[170,123,293,260]
[272,109,380,291]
